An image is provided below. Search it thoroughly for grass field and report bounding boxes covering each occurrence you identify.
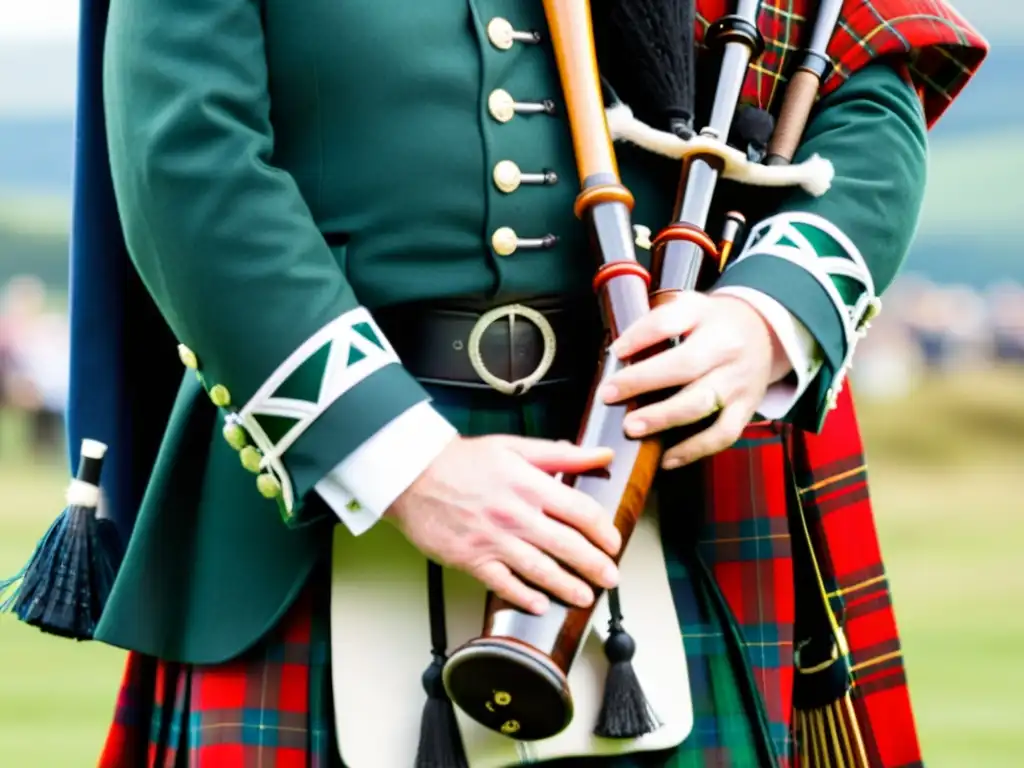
[1,369,1022,766]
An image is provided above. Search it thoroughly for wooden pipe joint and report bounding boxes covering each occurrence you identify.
[651,222,720,261]
[592,261,651,294]
[573,183,636,219]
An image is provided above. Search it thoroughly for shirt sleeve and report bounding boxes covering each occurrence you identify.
[315,401,459,535]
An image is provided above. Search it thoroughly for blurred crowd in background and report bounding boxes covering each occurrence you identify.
[853,274,1024,398]
[0,274,68,455]
[1,268,1022,459]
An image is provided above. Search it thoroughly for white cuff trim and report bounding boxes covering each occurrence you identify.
[315,401,458,536]
[605,103,835,197]
[734,212,882,412]
[714,286,824,420]
[238,307,401,477]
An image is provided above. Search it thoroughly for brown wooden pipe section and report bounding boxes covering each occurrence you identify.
[544,0,620,185]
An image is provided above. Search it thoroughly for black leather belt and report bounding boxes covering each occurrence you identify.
[376,301,602,394]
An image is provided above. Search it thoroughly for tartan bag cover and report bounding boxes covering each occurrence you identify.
[96,2,987,767]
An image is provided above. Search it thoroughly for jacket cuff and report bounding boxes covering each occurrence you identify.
[314,401,458,535]
[714,212,881,430]
[177,306,433,523]
[712,286,824,421]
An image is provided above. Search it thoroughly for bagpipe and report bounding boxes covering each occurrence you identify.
[443,0,865,764]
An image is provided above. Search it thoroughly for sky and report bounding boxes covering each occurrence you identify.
[0,0,79,41]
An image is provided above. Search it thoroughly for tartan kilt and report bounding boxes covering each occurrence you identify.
[95,412,924,768]
[97,487,775,768]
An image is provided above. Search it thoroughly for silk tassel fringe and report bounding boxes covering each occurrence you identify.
[796,695,871,767]
[0,440,120,640]
[594,588,660,739]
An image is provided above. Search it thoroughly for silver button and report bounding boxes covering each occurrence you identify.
[486,18,541,51]
[487,90,557,123]
[488,89,516,123]
[492,161,558,194]
[491,228,558,256]
[492,226,519,256]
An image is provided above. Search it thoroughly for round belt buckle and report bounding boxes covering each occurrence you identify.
[467,304,557,396]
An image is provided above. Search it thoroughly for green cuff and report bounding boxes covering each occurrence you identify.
[284,362,431,505]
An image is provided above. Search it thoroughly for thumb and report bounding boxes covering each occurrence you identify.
[499,436,615,473]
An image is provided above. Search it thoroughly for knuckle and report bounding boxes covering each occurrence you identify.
[484,505,522,532]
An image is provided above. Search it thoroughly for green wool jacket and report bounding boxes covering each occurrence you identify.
[95,0,927,664]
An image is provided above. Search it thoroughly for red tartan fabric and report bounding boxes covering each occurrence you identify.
[791,388,921,768]
[696,0,988,126]
[694,423,799,758]
[690,2,987,766]
[98,588,331,768]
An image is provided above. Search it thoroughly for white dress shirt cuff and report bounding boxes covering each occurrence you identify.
[713,286,824,420]
[313,400,459,536]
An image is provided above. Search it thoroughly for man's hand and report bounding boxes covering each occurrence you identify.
[383,435,621,616]
[601,292,791,469]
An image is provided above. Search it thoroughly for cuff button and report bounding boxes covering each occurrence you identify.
[209,384,232,408]
[257,473,282,499]
[222,422,248,451]
[178,344,199,370]
[239,445,263,473]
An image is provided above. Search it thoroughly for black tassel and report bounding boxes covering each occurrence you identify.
[0,439,121,640]
[414,562,467,768]
[594,588,660,739]
[592,0,697,138]
[415,655,468,768]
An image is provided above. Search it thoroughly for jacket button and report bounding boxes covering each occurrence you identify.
[209,384,232,408]
[222,422,248,450]
[257,473,282,499]
[177,344,199,369]
[491,227,518,256]
[493,161,522,193]
[488,89,515,123]
[239,445,263,473]
[487,18,515,50]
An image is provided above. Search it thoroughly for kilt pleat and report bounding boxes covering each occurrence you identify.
[98,586,337,768]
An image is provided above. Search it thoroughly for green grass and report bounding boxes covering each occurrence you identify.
[1,370,1023,765]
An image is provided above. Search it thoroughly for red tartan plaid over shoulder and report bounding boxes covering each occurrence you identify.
[696,0,988,126]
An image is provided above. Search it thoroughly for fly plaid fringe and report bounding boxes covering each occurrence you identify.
[788,474,870,768]
[796,697,870,768]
